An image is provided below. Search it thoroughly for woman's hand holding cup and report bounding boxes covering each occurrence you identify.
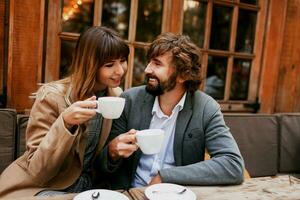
[62,96,97,129]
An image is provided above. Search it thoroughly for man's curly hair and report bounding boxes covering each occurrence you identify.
[147,32,202,93]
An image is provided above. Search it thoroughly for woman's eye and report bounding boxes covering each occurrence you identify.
[120,58,126,63]
[104,63,114,67]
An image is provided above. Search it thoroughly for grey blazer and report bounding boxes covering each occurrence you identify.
[95,86,244,189]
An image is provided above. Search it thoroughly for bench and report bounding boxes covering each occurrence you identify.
[0,109,299,177]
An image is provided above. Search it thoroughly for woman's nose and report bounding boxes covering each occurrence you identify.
[115,62,125,75]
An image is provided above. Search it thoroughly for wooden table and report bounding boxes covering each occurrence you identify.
[5,175,300,200]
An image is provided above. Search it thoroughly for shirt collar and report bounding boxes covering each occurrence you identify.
[152,92,187,117]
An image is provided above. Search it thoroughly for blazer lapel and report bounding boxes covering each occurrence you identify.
[174,92,193,166]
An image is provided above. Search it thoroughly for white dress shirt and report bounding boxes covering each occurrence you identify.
[132,93,186,187]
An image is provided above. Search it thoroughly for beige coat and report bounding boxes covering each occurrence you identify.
[0,79,122,198]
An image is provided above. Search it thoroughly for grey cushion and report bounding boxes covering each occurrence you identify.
[279,113,300,173]
[0,109,17,173]
[224,114,278,177]
[16,114,29,158]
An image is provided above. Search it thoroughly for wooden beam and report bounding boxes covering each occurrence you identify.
[0,1,5,96]
[44,0,61,82]
[259,0,287,113]
[169,0,184,33]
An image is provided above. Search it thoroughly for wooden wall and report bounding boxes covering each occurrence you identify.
[2,0,300,113]
[260,0,300,113]
[7,0,44,111]
[275,0,300,112]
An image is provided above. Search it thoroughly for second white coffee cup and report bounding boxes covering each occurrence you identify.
[94,97,125,119]
[136,129,165,155]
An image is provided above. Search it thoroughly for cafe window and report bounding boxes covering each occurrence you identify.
[53,0,163,89]
[46,0,267,112]
[182,0,264,111]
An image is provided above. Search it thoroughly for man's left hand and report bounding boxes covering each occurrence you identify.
[149,174,162,185]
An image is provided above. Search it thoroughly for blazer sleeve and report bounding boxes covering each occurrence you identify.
[21,85,80,184]
[159,99,244,185]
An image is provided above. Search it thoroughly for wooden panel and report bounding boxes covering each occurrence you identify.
[0,1,5,95]
[7,0,44,111]
[259,0,287,113]
[275,0,300,112]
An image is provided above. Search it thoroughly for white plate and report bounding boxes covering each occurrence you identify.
[73,189,129,200]
[145,183,196,200]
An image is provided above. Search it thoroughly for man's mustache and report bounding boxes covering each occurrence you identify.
[146,74,159,81]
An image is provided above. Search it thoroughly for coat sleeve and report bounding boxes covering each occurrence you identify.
[21,85,80,184]
[159,99,244,185]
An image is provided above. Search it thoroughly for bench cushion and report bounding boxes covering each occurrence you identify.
[279,113,300,173]
[16,115,29,158]
[0,109,17,173]
[224,114,278,177]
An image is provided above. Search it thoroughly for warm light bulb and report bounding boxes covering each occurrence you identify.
[63,14,69,21]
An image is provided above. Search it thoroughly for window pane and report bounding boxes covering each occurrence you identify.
[132,48,148,87]
[183,0,207,47]
[230,59,251,100]
[60,40,76,78]
[240,0,257,5]
[204,56,227,100]
[235,9,257,53]
[102,0,131,39]
[210,5,232,50]
[62,0,94,33]
[136,0,163,42]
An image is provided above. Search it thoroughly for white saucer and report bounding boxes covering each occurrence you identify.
[73,189,129,200]
[145,183,196,200]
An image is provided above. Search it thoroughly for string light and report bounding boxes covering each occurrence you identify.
[63,0,83,21]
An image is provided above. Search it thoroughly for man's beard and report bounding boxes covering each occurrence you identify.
[145,73,177,96]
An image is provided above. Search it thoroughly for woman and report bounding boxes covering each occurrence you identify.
[0,26,129,198]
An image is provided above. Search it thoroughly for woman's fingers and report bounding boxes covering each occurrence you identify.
[84,95,97,101]
[62,96,99,126]
[75,100,97,109]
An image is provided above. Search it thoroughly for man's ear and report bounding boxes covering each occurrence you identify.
[176,76,186,83]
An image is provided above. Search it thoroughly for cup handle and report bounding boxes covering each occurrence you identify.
[93,100,101,113]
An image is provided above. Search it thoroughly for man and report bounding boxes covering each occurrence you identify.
[94,32,244,189]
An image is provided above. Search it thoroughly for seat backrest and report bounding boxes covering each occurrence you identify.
[16,114,29,158]
[0,109,17,173]
[224,114,279,177]
[279,113,300,173]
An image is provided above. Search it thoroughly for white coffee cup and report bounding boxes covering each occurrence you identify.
[94,97,125,119]
[136,129,165,155]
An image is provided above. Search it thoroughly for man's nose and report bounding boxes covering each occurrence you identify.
[144,63,153,74]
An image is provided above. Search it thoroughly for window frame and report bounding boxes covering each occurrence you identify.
[45,0,268,112]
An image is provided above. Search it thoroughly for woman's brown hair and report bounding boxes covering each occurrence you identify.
[147,32,201,93]
[70,26,129,101]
